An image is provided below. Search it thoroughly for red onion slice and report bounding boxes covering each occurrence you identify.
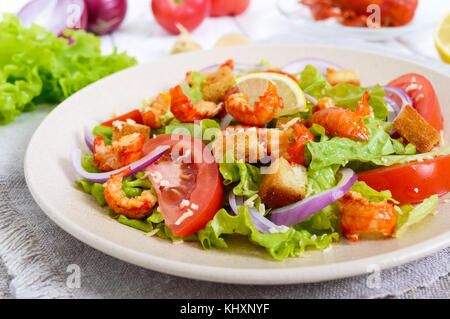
[71,145,170,183]
[84,126,94,152]
[219,114,234,130]
[304,93,318,105]
[18,0,88,36]
[383,86,413,108]
[281,58,342,75]
[228,192,287,234]
[269,168,357,227]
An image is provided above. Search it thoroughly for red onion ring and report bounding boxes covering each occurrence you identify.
[281,58,342,75]
[219,114,234,130]
[270,168,357,226]
[383,86,413,108]
[71,145,170,183]
[17,0,88,36]
[229,192,284,234]
[84,126,94,152]
[304,93,318,105]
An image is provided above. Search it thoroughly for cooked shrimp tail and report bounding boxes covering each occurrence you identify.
[308,106,370,141]
[104,168,157,219]
[224,81,284,126]
[338,191,397,242]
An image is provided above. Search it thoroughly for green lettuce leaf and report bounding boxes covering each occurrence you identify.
[219,152,261,197]
[198,207,338,260]
[80,153,100,173]
[92,125,113,144]
[394,195,439,237]
[297,165,340,232]
[75,179,106,206]
[164,118,221,144]
[350,181,399,204]
[180,71,205,105]
[0,14,136,125]
[306,117,396,171]
[298,65,388,119]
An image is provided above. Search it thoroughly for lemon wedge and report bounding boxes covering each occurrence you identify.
[434,12,450,63]
[236,72,306,117]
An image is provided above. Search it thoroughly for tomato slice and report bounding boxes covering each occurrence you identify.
[101,109,144,127]
[358,155,450,204]
[388,73,443,132]
[265,69,298,82]
[143,134,223,237]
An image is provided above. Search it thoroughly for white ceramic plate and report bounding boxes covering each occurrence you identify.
[24,44,450,285]
[278,0,438,40]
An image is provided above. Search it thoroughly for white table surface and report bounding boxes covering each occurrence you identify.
[1,0,449,299]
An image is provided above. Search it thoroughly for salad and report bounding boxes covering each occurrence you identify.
[71,58,449,260]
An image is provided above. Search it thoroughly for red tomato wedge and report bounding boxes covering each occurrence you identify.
[388,73,443,132]
[358,155,450,204]
[143,134,223,237]
[101,109,143,127]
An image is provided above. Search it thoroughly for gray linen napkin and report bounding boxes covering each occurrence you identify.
[0,104,448,299]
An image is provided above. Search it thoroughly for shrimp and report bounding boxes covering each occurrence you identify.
[285,123,314,165]
[169,85,223,122]
[338,191,397,242]
[141,91,171,129]
[224,81,284,126]
[93,133,145,172]
[308,106,370,141]
[104,168,157,219]
[355,91,372,117]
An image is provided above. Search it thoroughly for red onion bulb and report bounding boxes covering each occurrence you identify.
[84,0,128,35]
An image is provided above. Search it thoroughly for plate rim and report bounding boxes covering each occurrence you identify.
[24,43,450,285]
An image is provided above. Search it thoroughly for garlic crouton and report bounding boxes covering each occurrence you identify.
[112,121,151,143]
[393,105,440,153]
[212,127,269,163]
[326,68,360,86]
[259,158,307,209]
[202,66,236,104]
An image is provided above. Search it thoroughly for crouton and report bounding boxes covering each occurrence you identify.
[212,127,268,163]
[112,120,151,143]
[202,66,236,103]
[393,105,440,153]
[259,158,307,209]
[326,68,360,86]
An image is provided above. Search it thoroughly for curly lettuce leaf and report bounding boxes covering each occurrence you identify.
[350,181,399,204]
[219,152,261,197]
[75,179,106,206]
[305,117,396,171]
[298,65,388,119]
[180,71,205,105]
[0,14,136,125]
[394,195,439,237]
[198,207,338,260]
[297,165,340,232]
[164,118,221,144]
[92,125,113,144]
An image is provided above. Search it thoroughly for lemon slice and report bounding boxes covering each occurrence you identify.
[434,13,450,63]
[236,72,306,117]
